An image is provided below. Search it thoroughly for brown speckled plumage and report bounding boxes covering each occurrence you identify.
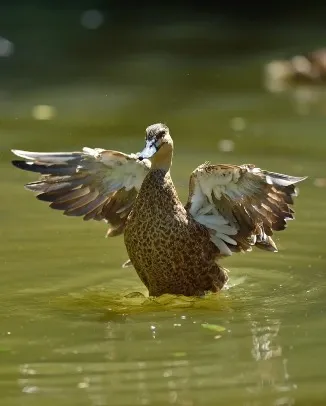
[11,123,307,297]
[124,169,227,296]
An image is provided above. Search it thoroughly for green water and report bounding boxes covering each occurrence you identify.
[1,45,326,405]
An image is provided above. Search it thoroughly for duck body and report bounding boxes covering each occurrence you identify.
[124,169,226,296]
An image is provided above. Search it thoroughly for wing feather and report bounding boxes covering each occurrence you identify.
[11,147,151,236]
[186,163,306,256]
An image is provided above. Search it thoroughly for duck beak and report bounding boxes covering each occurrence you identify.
[138,141,157,160]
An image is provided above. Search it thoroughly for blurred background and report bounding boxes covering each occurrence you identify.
[1,2,326,406]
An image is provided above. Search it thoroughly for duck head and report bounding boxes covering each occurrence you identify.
[138,123,173,171]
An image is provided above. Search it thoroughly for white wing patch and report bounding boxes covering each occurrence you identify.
[190,202,238,256]
[83,147,150,192]
[188,166,242,255]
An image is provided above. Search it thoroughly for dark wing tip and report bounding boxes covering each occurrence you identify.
[12,160,30,170]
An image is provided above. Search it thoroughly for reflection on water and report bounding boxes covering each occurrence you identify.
[11,313,300,406]
[249,318,296,406]
[264,81,326,117]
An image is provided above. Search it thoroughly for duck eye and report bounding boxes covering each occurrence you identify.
[157,130,165,139]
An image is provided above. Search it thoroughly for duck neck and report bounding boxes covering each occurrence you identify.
[151,143,173,172]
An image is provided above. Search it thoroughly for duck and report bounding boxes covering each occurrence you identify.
[11,123,306,297]
[264,48,326,93]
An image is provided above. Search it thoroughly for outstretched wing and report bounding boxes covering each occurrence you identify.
[186,163,306,256]
[12,147,151,236]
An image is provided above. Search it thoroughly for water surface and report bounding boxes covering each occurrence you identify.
[1,27,326,406]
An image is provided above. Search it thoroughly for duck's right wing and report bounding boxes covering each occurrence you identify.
[12,147,151,236]
[186,162,306,256]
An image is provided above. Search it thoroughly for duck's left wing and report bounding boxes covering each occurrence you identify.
[11,147,151,236]
[186,163,306,256]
